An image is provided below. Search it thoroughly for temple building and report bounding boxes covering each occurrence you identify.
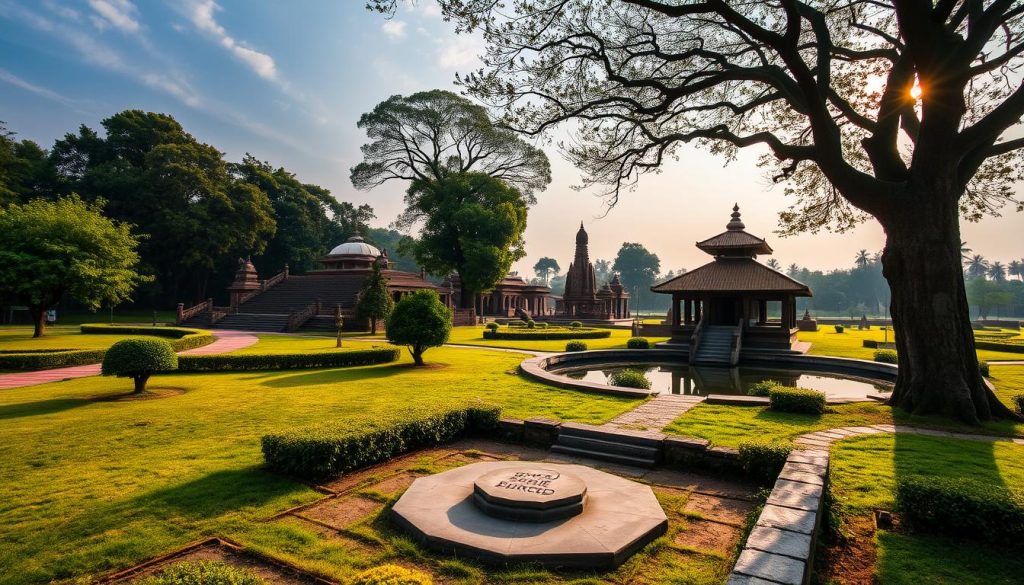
[558,223,630,320]
[651,205,812,365]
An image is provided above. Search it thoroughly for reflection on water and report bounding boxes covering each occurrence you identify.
[554,364,892,400]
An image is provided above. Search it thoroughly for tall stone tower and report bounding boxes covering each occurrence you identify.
[560,222,629,319]
[564,222,598,302]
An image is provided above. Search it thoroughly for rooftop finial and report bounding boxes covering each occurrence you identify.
[727,204,745,230]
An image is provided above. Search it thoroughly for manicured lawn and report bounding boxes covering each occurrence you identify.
[799,327,1024,362]
[447,325,667,352]
[0,345,641,585]
[226,334,392,355]
[0,325,192,351]
[828,434,1024,585]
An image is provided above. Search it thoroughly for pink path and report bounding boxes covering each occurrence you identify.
[0,330,258,390]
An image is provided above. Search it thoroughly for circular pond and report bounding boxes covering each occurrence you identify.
[548,362,892,401]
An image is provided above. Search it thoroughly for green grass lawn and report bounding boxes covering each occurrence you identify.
[446,325,667,352]
[225,334,392,355]
[828,433,1024,584]
[0,324,194,352]
[799,327,1024,362]
[0,345,641,584]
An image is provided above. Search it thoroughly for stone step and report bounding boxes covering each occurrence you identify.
[549,444,657,467]
[557,422,665,447]
[556,435,662,459]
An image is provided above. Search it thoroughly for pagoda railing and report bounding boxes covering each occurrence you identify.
[729,319,743,366]
[177,299,212,325]
[236,265,290,308]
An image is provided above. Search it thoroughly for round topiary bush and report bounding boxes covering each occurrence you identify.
[527,320,536,329]
[626,336,650,349]
[979,360,990,378]
[350,565,434,585]
[834,324,845,333]
[747,379,781,397]
[570,321,583,329]
[140,561,265,585]
[485,322,499,331]
[101,338,177,393]
[565,340,588,352]
[874,349,898,364]
[386,290,452,366]
[609,369,651,389]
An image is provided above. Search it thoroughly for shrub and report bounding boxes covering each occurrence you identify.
[485,322,499,331]
[385,290,452,366]
[1014,394,1024,415]
[261,404,501,480]
[0,349,106,371]
[80,324,214,351]
[565,341,588,352]
[535,322,548,329]
[626,336,651,349]
[768,387,826,414]
[350,565,433,585]
[873,349,898,364]
[896,475,1024,543]
[738,439,793,483]
[834,324,845,333]
[483,329,611,340]
[527,320,536,329]
[978,360,990,378]
[101,338,177,393]
[570,321,583,328]
[177,347,400,371]
[139,561,265,585]
[747,379,781,397]
[608,369,651,389]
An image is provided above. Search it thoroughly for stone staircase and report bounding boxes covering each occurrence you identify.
[212,313,290,332]
[551,423,663,467]
[692,325,735,366]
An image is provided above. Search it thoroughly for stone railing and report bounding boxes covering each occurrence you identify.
[176,298,212,324]
[729,319,743,366]
[210,307,232,325]
[688,319,705,365]
[286,299,320,332]
[263,265,288,290]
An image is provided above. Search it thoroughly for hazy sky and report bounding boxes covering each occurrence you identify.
[2,0,1022,278]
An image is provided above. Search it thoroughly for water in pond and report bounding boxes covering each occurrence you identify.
[552,363,892,401]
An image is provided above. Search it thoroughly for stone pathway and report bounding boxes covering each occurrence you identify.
[0,329,258,390]
[602,394,705,432]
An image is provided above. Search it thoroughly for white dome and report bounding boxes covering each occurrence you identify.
[328,236,381,257]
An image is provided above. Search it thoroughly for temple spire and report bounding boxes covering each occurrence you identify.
[726,203,745,231]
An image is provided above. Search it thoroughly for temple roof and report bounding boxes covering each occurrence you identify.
[328,236,381,257]
[695,204,773,256]
[651,258,811,295]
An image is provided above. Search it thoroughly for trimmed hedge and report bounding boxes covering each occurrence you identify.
[896,474,1024,543]
[608,369,651,389]
[739,439,793,483]
[626,336,651,349]
[978,360,990,378]
[873,349,898,364]
[351,565,433,585]
[834,324,845,333]
[80,324,215,351]
[974,340,1024,354]
[0,349,106,371]
[747,379,781,397]
[140,561,265,585]
[485,322,499,331]
[565,341,588,352]
[1014,394,1024,415]
[483,329,611,340]
[769,387,826,414]
[177,347,401,371]
[570,321,583,328]
[261,404,501,479]
[862,339,896,350]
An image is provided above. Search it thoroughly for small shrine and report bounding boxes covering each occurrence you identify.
[559,223,630,320]
[651,205,812,360]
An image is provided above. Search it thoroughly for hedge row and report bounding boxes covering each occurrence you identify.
[769,387,826,414]
[0,349,107,371]
[861,339,896,349]
[261,404,501,479]
[974,340,1024,354]
[176,347,401,371]
[80,324,215,351]
[896,474,1024,543]
[483,329,611,340]
[738,438,793,483]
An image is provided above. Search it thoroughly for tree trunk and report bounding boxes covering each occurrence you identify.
[370,318,377,335]
[881,195,1019,424]
[30,305,45,338]
[133,374,150,394]
[411,345,425,366]
[459,287,475,311]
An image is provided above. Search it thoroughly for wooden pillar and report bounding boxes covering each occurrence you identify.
[695,299,702,323]
[673,294,682,327]
[758,300,767,324]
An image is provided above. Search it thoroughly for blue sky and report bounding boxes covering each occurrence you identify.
[2,0,1022,277]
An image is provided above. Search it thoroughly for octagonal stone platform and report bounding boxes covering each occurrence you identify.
[391,461,668,569]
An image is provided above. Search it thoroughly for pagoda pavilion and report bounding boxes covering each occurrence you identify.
[651,205,812,364]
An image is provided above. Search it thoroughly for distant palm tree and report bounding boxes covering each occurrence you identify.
[965,254,989,279]
[988,261,1007,282]
[1010,260,1024,281]
[854,249,871,269]
[766,258,781,270]
[787,263,800,277]
[960,241,972,263]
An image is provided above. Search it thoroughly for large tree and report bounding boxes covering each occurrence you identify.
[399,172,529,306]
[0,196,147,337]
[383,0,1024,423]
[0,122,56,205]
[612,242,661,312]
[351,89,552,198]
[533,257,561,283]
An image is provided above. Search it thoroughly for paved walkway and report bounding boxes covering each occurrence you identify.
[602,394,705,432]
[0,330,258,390]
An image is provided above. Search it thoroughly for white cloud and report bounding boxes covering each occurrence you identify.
[42,0,81,21]
[88,0,141,33]
[0,68,79,107]
[381,19,407,39]
[142,73,201,107]
[437,34,483,69]
[183,0,277,80]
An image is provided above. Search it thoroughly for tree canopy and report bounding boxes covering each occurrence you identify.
[612,242,661,311]
[385,290,452,366]
[357,261,394,335]
[350,90,552,199]
[0,196,147,336]
[532,257,560,283]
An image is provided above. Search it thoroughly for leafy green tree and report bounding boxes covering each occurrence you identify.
[357,261,394,335]
[49,111,276,304]
[365,227,419,273]
[411,0,1024,422]
[0,196,147,337]
[593,259,612,286]
[101,338,178,394]
[0,122,56,205]
[351,90,551,198]
[399,172,528,307]
[613,243,661,312]
[386,290,452,366]
[532,257,560,283]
